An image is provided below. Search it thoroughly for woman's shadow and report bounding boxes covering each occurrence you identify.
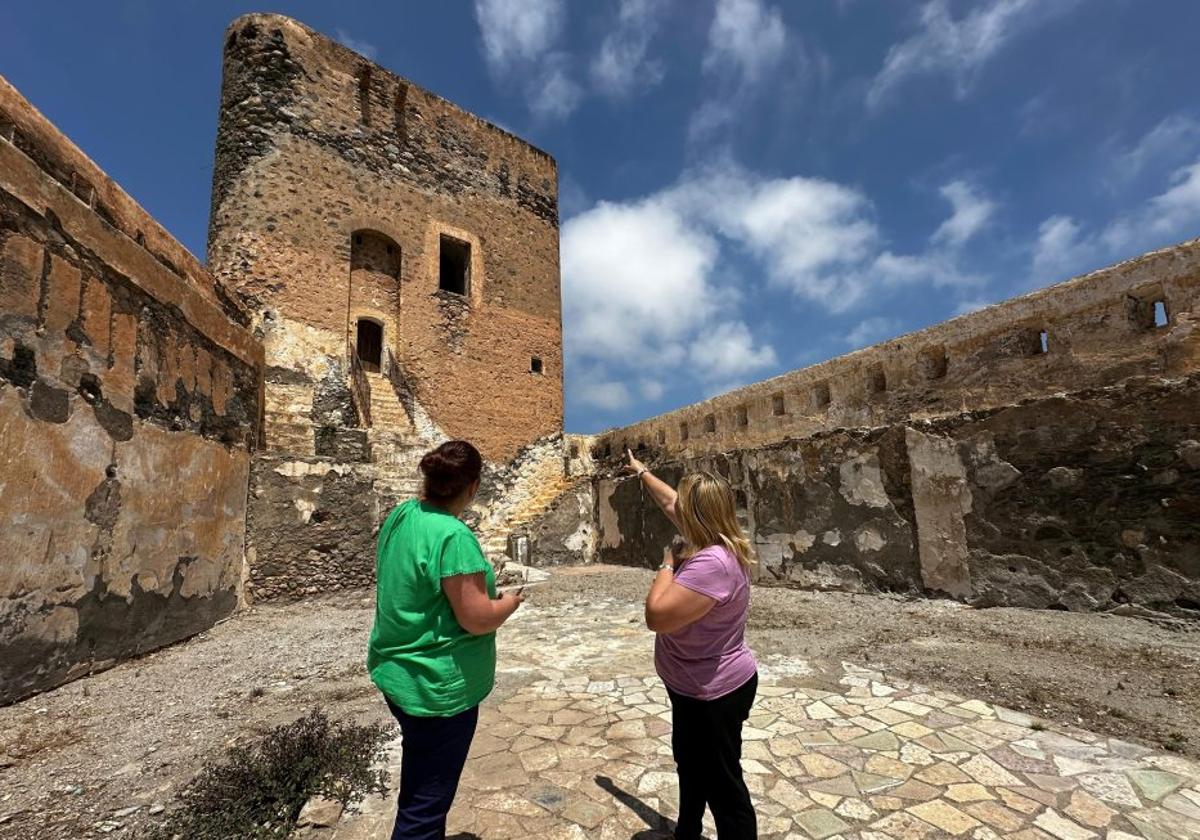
[595,775,678,840]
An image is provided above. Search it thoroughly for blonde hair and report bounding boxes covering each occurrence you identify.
[675,471,755,569]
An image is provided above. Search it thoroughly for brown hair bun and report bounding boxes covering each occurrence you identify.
[419,440,483,502]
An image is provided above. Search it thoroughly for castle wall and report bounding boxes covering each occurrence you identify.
[593,239,1200,460]
[585,241,1200,615]
[595,375,1200,614]
[207,14,562,463]
[0,78,262,704]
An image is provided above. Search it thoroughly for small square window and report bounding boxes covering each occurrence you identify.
[1154,300,1169,328]
[771,393,785,416]
[735,405,748,428]
[530,357,543,374]
[704,414,716,434]
[439,235,470,295]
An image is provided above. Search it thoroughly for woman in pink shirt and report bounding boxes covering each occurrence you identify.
[627,450,758,840]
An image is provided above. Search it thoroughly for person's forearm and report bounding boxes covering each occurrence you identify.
[638,469,681,528]
[464,595,520,635]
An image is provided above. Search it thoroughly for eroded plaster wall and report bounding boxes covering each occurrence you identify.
[207,14,563,464]
[0,78,262,704]
[593,375,1200,615]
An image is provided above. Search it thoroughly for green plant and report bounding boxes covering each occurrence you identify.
[142,709,389,840]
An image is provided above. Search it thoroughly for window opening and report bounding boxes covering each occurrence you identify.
[439,236,470,295]
[868,367,887,395]
[657,429,666,445]
[1154,300,1169,328]
[394,82,408,140]
[530,357,543,374]
[1038,330,1049,354]
[704,414,716,434]
[355,319,383,373]
[735,405,748,428]
[680,422,689,442]
[772,393,785,416]
[813,382,831,409]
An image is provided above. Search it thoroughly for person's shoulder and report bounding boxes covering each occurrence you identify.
[691,544,737,566]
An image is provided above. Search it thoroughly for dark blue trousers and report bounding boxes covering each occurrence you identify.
[384,697,479,840]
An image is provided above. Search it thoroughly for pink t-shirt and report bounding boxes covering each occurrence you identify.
[654,545,757,700]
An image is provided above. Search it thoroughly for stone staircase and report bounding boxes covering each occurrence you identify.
[479,472,586,561]
[264,382,315,455]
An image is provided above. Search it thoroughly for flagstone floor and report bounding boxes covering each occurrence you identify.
[332,595,1200,840]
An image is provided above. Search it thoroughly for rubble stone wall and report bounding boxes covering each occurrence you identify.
[207,14,562,463]
[0,79,263,704]
[593,375,1200,616]
[593,239,1200,461]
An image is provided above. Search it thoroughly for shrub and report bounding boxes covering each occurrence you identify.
[142,709,389,840]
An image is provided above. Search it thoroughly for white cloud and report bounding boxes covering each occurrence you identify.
[638,379,666,400]
[846,317,900,349]
[591,0,668,98]
[689,321,778,380]
[473,0,580,120]
[474,0,564,73]
[528,54,583,121]
[334,29,378,60]
[1032,158,1200,284]
[1112,114,1200,185]
[703,0,787,84]
[575,379,633,410]
[932,180,996,246]
[867,0,1074,109]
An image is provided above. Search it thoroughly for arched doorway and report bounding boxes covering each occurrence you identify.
[356,319,383,373]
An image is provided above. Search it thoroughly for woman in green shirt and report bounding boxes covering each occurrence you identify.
[367,440,524,840]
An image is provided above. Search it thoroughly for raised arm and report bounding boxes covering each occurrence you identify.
[626,449,681,530]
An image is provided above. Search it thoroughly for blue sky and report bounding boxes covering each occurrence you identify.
[4,1,1199,434]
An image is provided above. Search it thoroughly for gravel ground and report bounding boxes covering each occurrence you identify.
[1,564,1198,838]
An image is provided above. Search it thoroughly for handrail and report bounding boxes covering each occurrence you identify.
[347,339,372,428]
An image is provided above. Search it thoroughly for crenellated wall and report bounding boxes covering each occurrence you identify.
[593,238,1200,462]
[0,77,263,704]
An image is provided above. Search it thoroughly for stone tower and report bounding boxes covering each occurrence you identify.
[207,13,563,465]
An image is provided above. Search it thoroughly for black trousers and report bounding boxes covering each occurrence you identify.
[384,696,479,840]
[666,672,758,839]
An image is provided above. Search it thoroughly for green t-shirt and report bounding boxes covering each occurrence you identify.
[367,499,497,717]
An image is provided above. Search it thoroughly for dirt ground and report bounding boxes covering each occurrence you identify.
[1,565,1198,839]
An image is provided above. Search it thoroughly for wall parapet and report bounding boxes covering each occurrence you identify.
[594,237,1200,462]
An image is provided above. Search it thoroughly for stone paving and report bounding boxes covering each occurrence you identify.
[330,595,1200,839]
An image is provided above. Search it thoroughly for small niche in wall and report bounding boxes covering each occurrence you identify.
[357,66,372,125]
[657,429,666,445]
[680,422,689,441]
[735,405,749,428]
[867,367,887,395]
[636,440,647,452]
[771,393,785,416]
[394,82,408,141]
[812,382,831,410]
[530,357,544,374]
[918,345,948,380]
[704,414,717,434]
[439,235,471,295]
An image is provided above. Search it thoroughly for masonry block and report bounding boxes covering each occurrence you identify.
[0,233,42,320]
[43,254,81,333]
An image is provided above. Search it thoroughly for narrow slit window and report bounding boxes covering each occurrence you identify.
[394,82,408,140]
[657,429,666,445]
[530,357,544,374]
[704,414,716,434]
[771,393,785,416]
[439,236,470,295]
[1038,330,1049,354]
[357,66,372,125]
[680,422,689,442]
[1154,300,1169,328]
[735,405,749,428]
